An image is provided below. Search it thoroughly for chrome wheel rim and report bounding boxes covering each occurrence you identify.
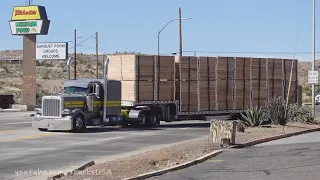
[75,117,83,129]
[139,114,146,124]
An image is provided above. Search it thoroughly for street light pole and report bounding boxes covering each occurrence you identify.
[157,17,192,56]
[158,30,160,56]
[74,29,77,79]
[312,0,316,117]
[179,7,182,57]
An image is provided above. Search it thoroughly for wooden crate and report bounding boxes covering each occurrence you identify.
[198,80,216,111]
[174,55,298,113]
[179,81,198,112]
[108,54,175,102]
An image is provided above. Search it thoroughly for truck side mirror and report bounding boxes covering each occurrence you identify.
[95,85,100,97]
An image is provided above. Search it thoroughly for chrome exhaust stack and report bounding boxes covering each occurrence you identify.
[103,58,110,123]
[66,57,73,80]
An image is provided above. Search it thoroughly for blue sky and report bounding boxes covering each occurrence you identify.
[0,0,318,60]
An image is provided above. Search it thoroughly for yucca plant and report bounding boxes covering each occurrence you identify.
[240,106,266,127]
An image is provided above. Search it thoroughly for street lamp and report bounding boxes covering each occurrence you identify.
[157,17,192,56]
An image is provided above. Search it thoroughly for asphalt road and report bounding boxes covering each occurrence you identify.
[0,111,214,180]
[150,132,320,180]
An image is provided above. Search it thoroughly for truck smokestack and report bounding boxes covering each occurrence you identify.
[103,58,110,123]
[67,57,73,80]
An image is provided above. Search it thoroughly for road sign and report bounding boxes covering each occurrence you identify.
[36,42,68,60]
[308,71,319,84]
[9,20,50,35]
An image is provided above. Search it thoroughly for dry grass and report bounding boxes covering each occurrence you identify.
[58,122,320,180]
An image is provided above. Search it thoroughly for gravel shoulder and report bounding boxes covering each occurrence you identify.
[58,122,320,180]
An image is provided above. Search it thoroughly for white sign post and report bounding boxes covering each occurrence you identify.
[308,70,319,84]
[36,42,68,60]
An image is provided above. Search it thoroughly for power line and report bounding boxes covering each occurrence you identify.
[173,50,320,55]
[68,33,95,50]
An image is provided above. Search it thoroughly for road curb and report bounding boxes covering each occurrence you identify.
[123,150,222,180]
[124,127,320,180]
[48,161,95,180]
[230,127,320,149]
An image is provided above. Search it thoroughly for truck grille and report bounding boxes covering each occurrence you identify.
[42,97,62,117]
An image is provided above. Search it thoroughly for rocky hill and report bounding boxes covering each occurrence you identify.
[0,50,316,104]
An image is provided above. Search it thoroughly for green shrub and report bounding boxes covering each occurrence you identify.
[265,96,290,126]
[288,104,314,124]
[240,106,266,127]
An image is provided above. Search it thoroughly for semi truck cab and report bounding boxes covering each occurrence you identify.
[32,58,123,133]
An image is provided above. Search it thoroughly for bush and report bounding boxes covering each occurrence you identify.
[240,106,266,127]
[264,96,291,126]
[288,103,314,124]
[265,96,315,125]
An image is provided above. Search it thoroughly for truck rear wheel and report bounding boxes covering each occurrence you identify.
[72,114,86,133]
[146,112,158,127]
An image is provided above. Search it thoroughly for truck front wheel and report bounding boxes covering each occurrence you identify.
[72,114,86,133]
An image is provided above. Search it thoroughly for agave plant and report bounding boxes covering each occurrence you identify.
[240,106,267,127]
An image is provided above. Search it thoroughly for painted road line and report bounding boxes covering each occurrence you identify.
[0,128,33,134]
[0,132,63,142]
[208,159,224,162]
[96,136,125,142]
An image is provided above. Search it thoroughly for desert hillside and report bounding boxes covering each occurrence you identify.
[0,50,316,104]
[0,50,144,104]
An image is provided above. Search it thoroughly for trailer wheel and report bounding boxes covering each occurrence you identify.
[72,114,86,133]
[146,112,157,127]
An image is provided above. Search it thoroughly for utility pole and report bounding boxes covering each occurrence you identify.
[26,0,33,5]
[74,29,77,79]
[179,7,183,57]
[96,32,99,79]
[312,0,316,117]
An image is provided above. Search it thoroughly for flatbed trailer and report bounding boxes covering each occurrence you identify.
[116,55,299,124]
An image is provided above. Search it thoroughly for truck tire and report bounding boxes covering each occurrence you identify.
[72,114,86,133]
[146,112,157,127]
[137,111,147,127]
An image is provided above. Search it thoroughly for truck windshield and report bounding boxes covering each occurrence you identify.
[64,87,88,94]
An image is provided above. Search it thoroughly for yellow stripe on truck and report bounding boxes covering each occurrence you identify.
[64,101,121,108]
[93,101,121,107]
[64,101,85,105]
[64,101,85,108]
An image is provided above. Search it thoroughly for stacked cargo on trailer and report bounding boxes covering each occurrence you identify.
[108,55,299,125]
[107,54,178,125]
[174,56,298,117]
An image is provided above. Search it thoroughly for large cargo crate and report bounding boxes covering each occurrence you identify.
[174,56,298,113]
[107,55,175,102]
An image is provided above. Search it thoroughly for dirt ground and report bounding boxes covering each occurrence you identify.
[58,122,320,180]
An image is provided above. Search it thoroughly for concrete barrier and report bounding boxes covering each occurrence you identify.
[209,119,237,146]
